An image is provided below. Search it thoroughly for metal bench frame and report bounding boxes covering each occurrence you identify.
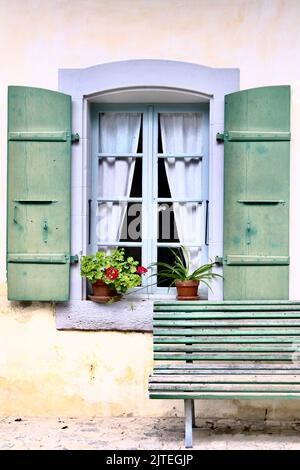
[149,301,300,447]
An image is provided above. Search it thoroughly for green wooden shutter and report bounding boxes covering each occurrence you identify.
[7,86,72,301]
[223,85,291,300]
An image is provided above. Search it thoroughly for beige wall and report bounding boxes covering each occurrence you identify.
[1,0,300,417]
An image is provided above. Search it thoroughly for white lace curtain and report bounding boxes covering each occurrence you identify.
[97,112,141,245]
[160,112,203,272]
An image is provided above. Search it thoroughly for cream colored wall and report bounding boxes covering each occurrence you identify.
[1,0,300,417]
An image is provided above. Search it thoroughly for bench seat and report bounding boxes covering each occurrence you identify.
[150,365,300,399]
[148,301,300,447]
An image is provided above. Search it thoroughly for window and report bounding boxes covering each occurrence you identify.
[90,104,209,295]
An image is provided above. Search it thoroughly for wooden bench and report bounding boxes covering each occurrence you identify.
[148,300,300,447]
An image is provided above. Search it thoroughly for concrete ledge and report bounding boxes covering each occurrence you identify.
[55,298,153,331]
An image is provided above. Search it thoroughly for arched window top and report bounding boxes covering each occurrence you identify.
[59,59,239,100]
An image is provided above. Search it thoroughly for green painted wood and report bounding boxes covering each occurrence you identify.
[154,305,300,311]
[149,384,300,392]
[7,86,72,301]
[149,374,300,383]
[153,364,300,372]
[223,85,291,300]
[154,345,297,352]
[149,393,300,400]
[154,336,300,343]
[154,312,300,318]
[8,131,70,141]
[154,301,300,306]
[149,303,300,404]
[152,371,300,376]
[154,328,300,336]
[225,130,290,141]
[153,320,300,327]
[225,255,289,265]
[153,353,292,361]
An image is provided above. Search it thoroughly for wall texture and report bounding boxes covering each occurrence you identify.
[1,0,300,418]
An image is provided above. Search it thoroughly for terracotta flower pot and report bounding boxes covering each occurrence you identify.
[175,280,200,300]
[89,279,122,303]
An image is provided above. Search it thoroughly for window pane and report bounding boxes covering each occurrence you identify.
[157,246,202,287]
[96,202,142,243]
[158,202,203,244]
[99,112,142,154]
[98,157,142,198]
[97,246,142,269]
[157,158,171,198]
[159,112,203,154]
[157,247,186,287]
[157,202,179,242]
[98,112,143,199]
[157,112,203,199]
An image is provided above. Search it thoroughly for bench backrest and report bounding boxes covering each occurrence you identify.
[153,301,300,367]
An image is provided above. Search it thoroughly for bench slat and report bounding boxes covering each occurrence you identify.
[149,374,300,383]
[154,364,300,371]
[154,320,300,327]
[154,344,297,352]
[153,318,300,328]
[154,353,293,361]
[149,383,300,392]
[153,336,300,343]
[154,301,300,306]
[154,328,300,336]
[154,312,300,319]
[154,306,300,312]
[149,392,300,399]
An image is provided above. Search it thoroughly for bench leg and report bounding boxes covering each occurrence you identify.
[184,399,193,448]
[191,399,197,428]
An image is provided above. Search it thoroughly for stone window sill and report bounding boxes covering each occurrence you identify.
[55,297,155,331]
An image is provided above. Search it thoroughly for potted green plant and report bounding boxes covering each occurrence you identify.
[149,246,222,300]
[80,248,148,303]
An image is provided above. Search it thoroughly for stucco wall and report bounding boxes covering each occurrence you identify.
[1,0,300,418]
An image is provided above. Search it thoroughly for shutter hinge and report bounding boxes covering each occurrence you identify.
[215,256,223,265]
[216,132,225,142]
[70,255,79,264]
[71,133,80,143]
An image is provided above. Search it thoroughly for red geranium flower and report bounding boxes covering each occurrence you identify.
[105,267,119,280]
[137,266,148,275]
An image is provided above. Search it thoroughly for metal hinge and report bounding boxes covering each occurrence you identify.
[71,133,80,143]
[215,256,223,265]
[70,255,79,264]
[216,133,224,142]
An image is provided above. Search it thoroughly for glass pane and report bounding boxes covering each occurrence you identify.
[157,246,203,287]
[130,157,142,197]
[157,247,185,287]
[159,112,203,154]
[157,157,202,200]
[157,112,203,199]
[98,157,142,198]
[157,158,171,198]
[97,246,142,265]
[96,202,142,243]
[157,202,179,242]
[157,202,203,244]
[99,112,142,154]
[98,112,143,199]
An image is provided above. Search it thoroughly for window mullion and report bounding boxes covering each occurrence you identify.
[141,106,154,293]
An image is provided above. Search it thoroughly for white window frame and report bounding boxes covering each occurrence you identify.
[90,103,209,295]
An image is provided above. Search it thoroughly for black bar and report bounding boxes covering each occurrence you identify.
[205,200,209,246]
[88,199,92,245]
